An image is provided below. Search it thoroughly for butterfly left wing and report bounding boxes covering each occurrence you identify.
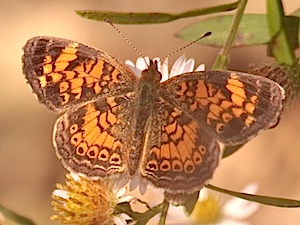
[22,36,137,112]
[159,71,285,146]
[140,101,220,194]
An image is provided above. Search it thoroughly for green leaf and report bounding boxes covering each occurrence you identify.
[75,2,238,24]
[175,14,299,48]
[222,144,243,158]
[183,191,199,215]
[206,184,300,207]
[0,205,36,225]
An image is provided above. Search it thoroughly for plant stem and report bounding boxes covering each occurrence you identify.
[158,200,169,225]
[266,0,296,66]
[211,0,248,70]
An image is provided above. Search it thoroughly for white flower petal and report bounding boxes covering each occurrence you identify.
[115,187,127,199]
[150,204,188,225]
[128,174,149,195]
[69,171,81,181]
[182,58,195,73]
[115,174,130,190]
[223,184,259,219]
[118,195,133,204]
[143,187,164,208]
[52,189,69,199]
[119,213,132,221]
[223,199,259,220]
[138,179,148,195]
[218,218,250,225]
[124,60,135,67]
[170,55,187,77]
[195,63,205,71]
[125,55,205,83]
[113,215,127,225]
[129,174,140,192]
[160,58,169,82]
[240,183,259,194]
[125,60,141,77]
[198,188,209,200]
[166,205,189,225]
[136,57,149,70]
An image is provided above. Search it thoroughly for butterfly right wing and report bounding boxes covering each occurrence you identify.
[23,36,137,112]
[53,93,135,178]
[159,71,284,146]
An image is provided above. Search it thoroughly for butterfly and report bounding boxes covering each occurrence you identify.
[22,36,285,194]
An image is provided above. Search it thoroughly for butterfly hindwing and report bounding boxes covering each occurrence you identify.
[140,100,220,193]
[54,93,135,178]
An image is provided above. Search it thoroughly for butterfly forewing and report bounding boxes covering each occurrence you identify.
[22,36,137,112]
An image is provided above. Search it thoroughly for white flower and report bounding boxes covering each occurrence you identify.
[125,55,205,82]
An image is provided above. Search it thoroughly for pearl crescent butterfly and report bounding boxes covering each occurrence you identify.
[22,36,285,194]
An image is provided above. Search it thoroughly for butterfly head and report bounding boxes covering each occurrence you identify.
[140,60,162,83]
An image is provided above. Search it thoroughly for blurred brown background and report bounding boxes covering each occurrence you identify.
[0,0,299,224]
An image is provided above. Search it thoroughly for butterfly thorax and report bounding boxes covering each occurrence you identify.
[128,60,162,175]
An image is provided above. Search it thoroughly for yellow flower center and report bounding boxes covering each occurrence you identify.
[189,196,221,225]
[51,174,117,225]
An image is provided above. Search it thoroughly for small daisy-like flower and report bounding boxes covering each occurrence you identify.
[51,172,132,225]
[167,184,259,225]
[125,55,205,82]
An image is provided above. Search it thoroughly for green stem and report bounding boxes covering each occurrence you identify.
[211,0,248,70]
[158,200,169,225]
[266,0,296,66]
[0,204,36,225]
[206,184,300,207]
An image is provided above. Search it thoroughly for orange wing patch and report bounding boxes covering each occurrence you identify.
[54,94,134,177]
[141,103,220,193]
[22,36,137,112]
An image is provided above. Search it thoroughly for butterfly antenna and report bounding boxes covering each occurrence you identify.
[105,19,145,59]
[161,32,212,62]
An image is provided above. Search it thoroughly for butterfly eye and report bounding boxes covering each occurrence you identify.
[154,69,162,82]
